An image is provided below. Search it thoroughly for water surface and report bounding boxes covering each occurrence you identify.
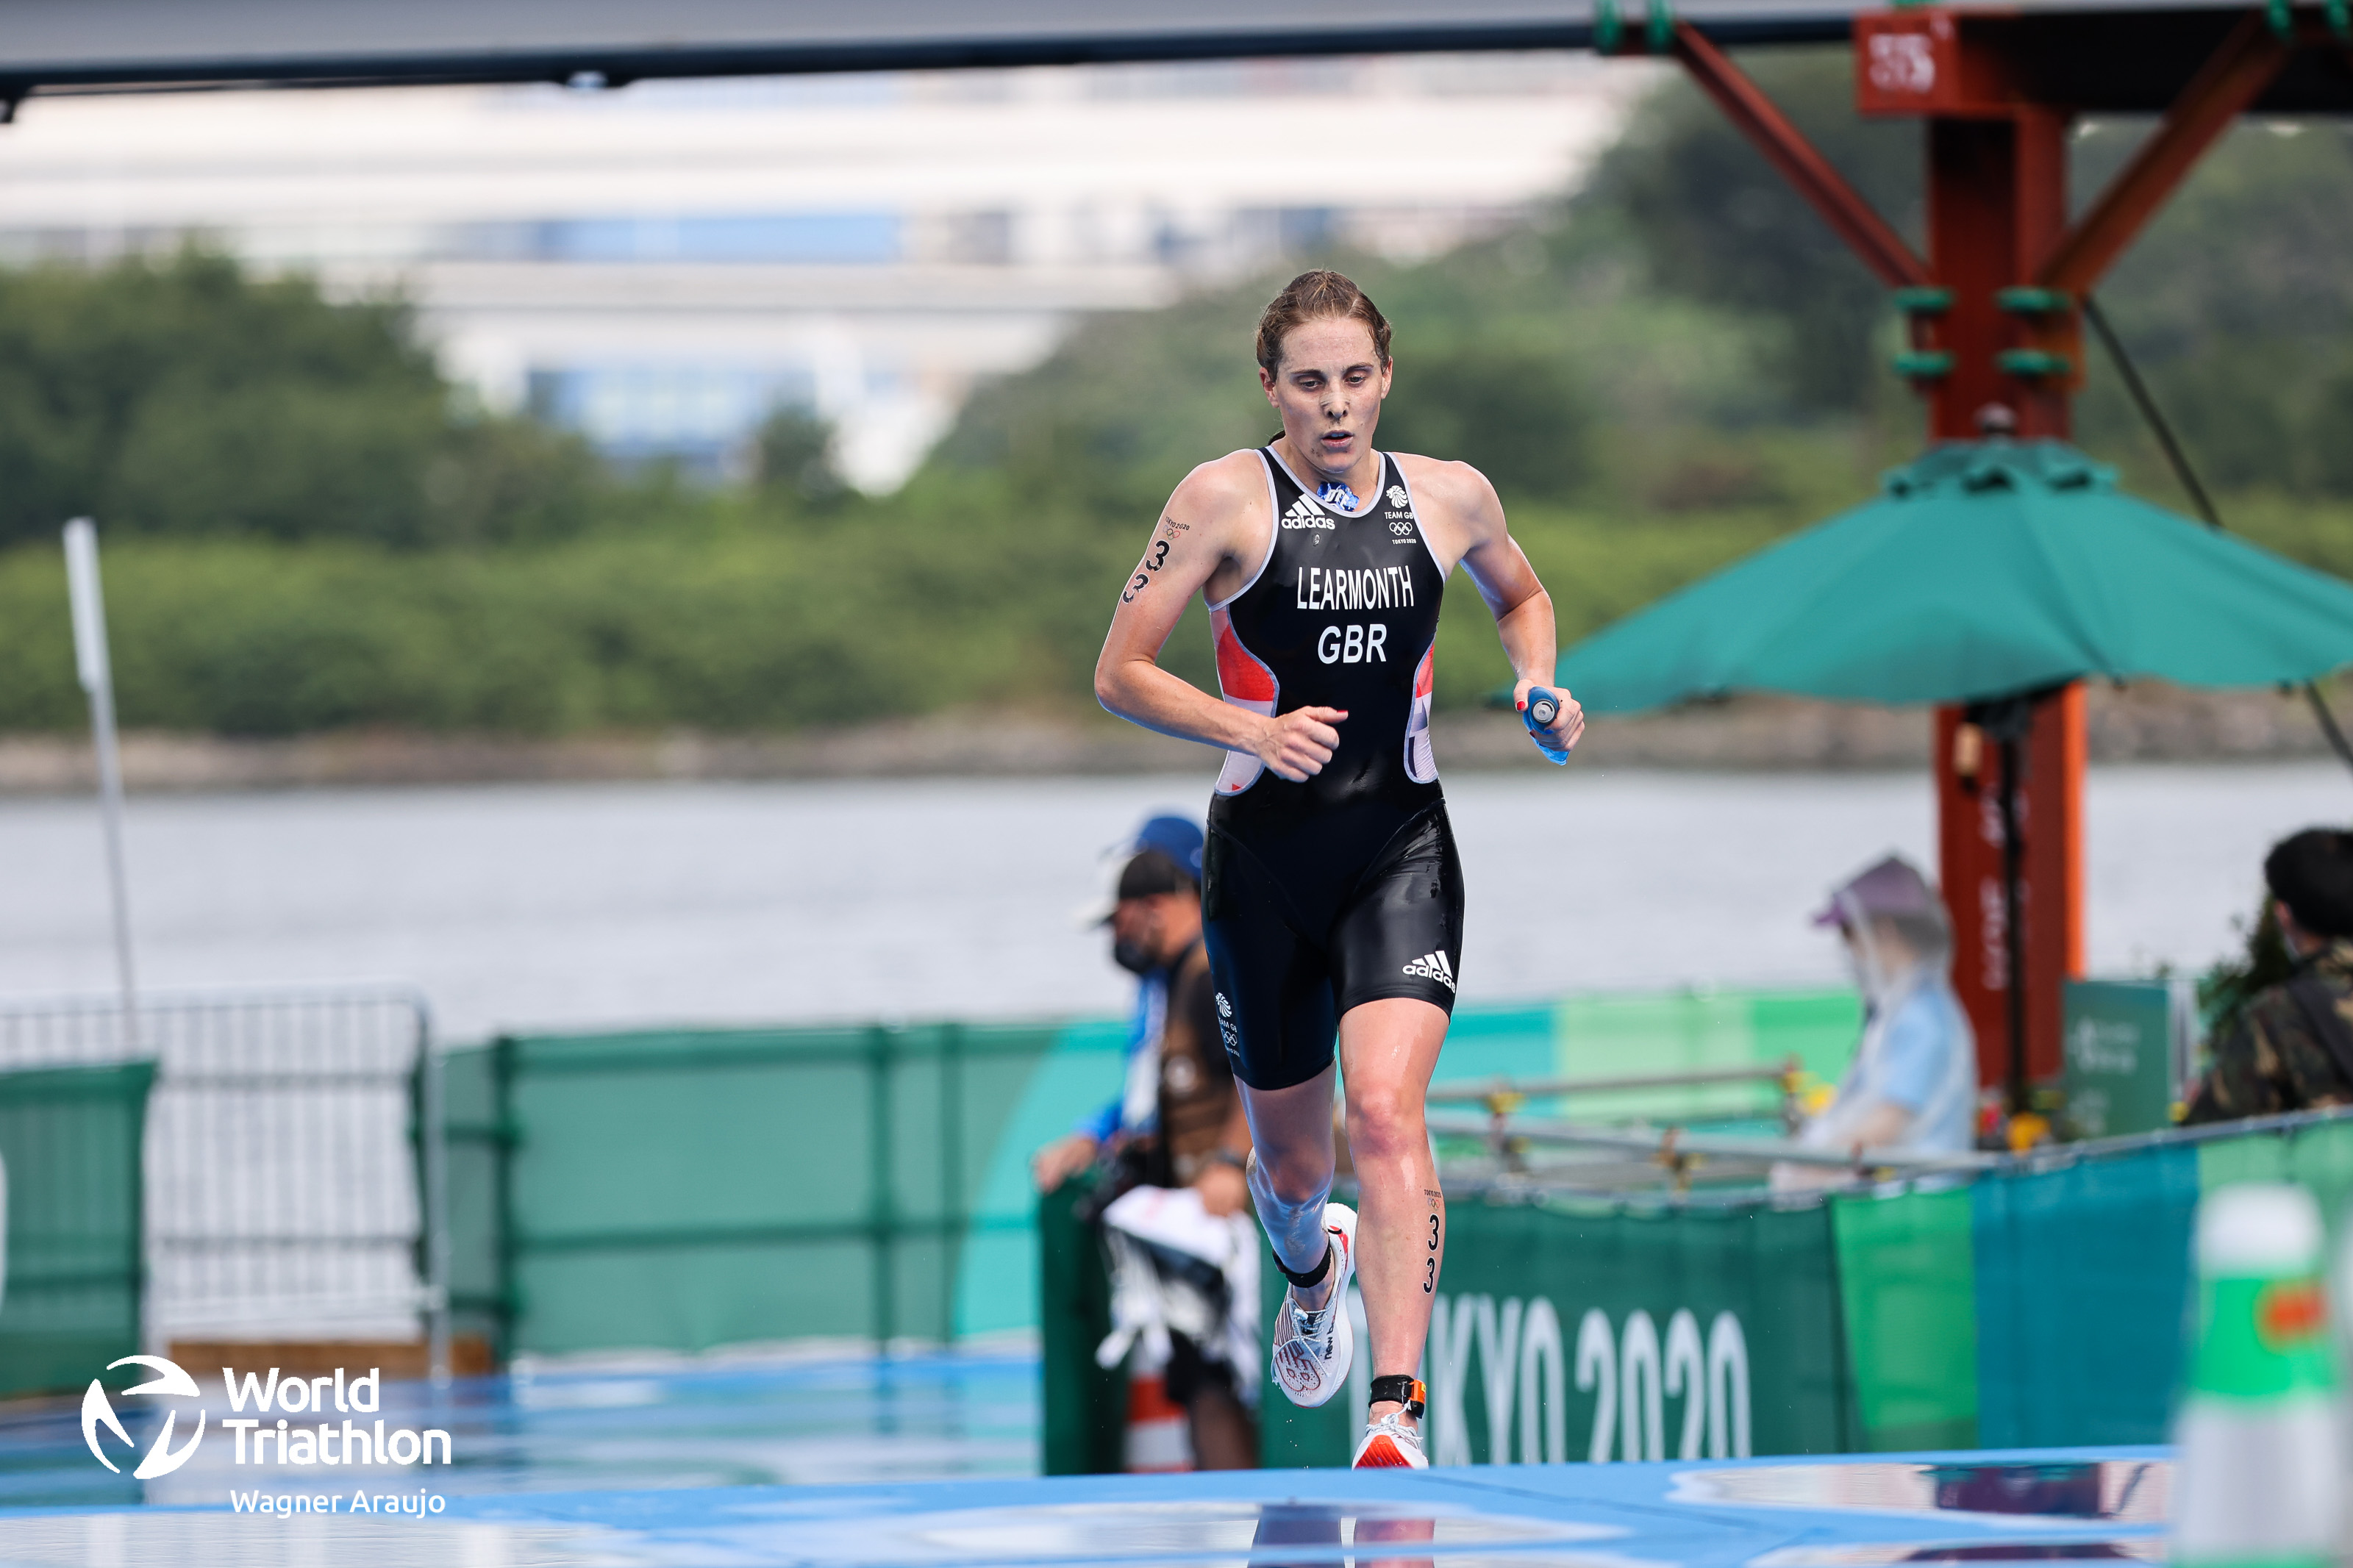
[1,765,2338,1041]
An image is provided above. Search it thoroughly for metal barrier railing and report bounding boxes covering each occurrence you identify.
[1426,1062,1805,1111]
[1428,1059,1807,1127]
[0,985,447,1375]
[1428,1111,2001,1193]
[1424,1058,2014,1193]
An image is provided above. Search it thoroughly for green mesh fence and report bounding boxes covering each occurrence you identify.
[446,1022,1110,1357]
[429,995,2353,1469]
[441,1042,512,1359]
[1038,1174,1122,1476]
[1040,1110,2353,1470]
[446,990,1855,1361]
[1829,1184,1978,1451]
[1972,1142,2203,1447]
[0,1062,154,1398]
[1257,1193,1852,1471]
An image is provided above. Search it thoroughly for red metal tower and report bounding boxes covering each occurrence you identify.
[1663,7,2327,1103]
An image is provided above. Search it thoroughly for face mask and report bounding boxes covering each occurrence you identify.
[1843,940,1876,1000]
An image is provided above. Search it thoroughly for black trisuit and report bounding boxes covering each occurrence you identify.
[1202,446,1466,1092]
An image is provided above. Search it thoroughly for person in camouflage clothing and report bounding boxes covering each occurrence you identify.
[2185,828,2353,1124]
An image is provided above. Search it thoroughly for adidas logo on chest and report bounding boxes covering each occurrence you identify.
[1279,495,1336,531]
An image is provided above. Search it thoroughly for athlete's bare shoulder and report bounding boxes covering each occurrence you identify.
[1390,451,1505,566]
[1169,448,1271,528]
[1166,449,1274,601]
[1390,451,1499,518]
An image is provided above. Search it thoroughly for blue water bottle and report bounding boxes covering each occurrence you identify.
[1522,686,1572,765]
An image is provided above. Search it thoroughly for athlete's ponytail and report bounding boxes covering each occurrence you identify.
[1254,270,1392,373]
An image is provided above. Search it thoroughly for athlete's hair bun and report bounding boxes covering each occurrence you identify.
[1256,270,1392,373]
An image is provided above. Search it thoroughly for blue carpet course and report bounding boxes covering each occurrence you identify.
[0,1449,2165,1567]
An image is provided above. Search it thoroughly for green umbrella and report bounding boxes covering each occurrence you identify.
[1557,440,2353,714]
[1552,437,2353,1115]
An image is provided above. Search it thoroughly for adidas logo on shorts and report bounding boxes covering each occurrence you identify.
[1279,495,1335,531]
[1402,951,1455,992]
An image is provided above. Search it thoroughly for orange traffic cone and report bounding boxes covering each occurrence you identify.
[1124,1364,1193,1473]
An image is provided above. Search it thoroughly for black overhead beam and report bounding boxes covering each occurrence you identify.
[0,0,1846,98]
[0,0,2302,95]
[0,0,2349,113]
[1972,10,2353,114]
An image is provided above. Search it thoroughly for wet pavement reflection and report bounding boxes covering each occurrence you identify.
[0,1426,2171,1568]
[0,1348,1038,1511]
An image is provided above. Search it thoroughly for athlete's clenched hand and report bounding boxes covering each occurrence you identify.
[1255,706,1346,781]
[1513,679,1585,754]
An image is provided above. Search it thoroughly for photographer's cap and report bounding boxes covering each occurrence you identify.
[1075,813,1204,927]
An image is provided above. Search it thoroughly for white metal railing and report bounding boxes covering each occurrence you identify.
[0,984,448,1377]
[1424,1062,1804,1111]
[1428,1111,2001,1192]
[1426,1067,2353,1198]
[1423,1059,2010,1195]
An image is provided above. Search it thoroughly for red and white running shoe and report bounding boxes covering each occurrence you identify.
[1267,1203,1356,1408]
[1352,1411,1429,1469]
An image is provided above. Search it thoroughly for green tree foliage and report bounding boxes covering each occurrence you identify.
[913,51,1931,529]
[4,79,2353,739]
[0,249,603,548]
[1583,52,1921,415]
[927,286,1275,518]
[2077,123,2353,498]
[2200,896,2293,1042]
[1577,62,2353,497]
[752,407,851,512]
[0,495,1804,734]
[1377,343,1593,503]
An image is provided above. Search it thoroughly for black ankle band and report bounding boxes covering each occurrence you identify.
[1369,1375,1427,1420]
[1277,1242,1332,1290]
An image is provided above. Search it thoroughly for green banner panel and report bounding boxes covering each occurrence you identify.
[443,989,1874,1364]
[1830,1185,1977,1451]
[518,1237,884,1353]
[958,1020,1125,1340]
[1038,1175,1123,1476]
[2063,980,2181,1139]
[519,1057,877,1228]
[2196,1117,2353,1238]
[1261,1194,1851,1468]
[1047,1104,2353,1475]
[440,1043,512,1357]
[1427,1006,1556,1085]
[1972,1144,2199,1447]
[1552,989,1859,1125]
[0,1062,154,1398]
[1746,991,1869,1082]
[482,1023,1068,1356]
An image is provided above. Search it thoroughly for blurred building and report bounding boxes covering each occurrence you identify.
[0,57,1656,488]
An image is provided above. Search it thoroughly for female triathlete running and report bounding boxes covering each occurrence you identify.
[1093,270,1582,1467]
